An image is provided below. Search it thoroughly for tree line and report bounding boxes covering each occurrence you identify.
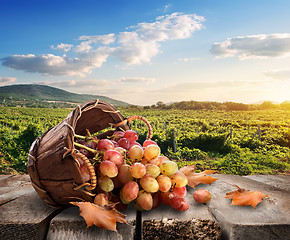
[128,100,290,111]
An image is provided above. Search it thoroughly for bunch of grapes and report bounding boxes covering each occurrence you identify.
[74,129,190,212]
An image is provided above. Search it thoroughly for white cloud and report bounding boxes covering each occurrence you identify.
[264,69,290,80]
[51,43,73,52]
[74,41,93,53]
[79,33,115,45]
[0,77,17,86]
[2,50,111,77]
[113,12,204,65]
[1,12,205,76]
[113,31,160,65]
[75,34,116,53]
[210,33,290,59]
[118,77,156,84]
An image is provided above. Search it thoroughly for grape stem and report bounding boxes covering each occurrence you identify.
[74,142,98,154]
[74,134,86,140]
[74,133,99,144]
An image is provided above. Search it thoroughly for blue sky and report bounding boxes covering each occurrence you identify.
[1,0,290,105]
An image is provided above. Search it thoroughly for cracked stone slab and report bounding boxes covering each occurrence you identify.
[0,188,59,240]
[244,175,290,192]
[198,174,290,240]
[142,187,221,239]
[0,175,33,205]
[47,204,136,240]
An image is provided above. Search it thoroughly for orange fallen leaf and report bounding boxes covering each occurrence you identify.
[179,165,218,188]
[225,185,270,208]
[70,201,127,232]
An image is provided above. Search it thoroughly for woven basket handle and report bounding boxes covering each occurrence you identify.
[114,115,153,140]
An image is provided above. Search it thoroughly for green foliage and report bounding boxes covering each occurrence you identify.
[167,147,208,161]
[0,106,289,175]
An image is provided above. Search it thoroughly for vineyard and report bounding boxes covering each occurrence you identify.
[0,106,289,175]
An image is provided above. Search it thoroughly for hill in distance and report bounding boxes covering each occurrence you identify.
[0,84,130,107]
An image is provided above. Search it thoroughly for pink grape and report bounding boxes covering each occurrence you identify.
[120,188,130,204]
[173,186,187,197]
[118,138,130,150]
[193,189,212,203]
[140,175,159,193]
[136,190,153,210]
[122,181,139,202]
[79,163,91,182]
[124,130,138,143]
[143,139,158,147]
[128,145,144,162]
[157,175,172,192]
[170,196,189,211]
[176,201,189,211]
[143,144,160,161]
[99,160,118,178]
[130,163,146,179]
[111,131,125,141]
[118,164,133,184]
[97,139,114,151]
[161,191,175,206]
[169,171,188,188]
[94,193,108,206]
[103,150,123,165]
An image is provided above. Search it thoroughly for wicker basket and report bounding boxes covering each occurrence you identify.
[27,100,152,208]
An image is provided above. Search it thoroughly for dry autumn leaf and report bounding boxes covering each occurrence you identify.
[70,201,127,232]
[225,185,270,208]
[179,165,218,188]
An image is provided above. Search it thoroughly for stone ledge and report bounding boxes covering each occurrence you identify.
[198,174,290,240]
[47,205,136,240]
[0,174,289,240]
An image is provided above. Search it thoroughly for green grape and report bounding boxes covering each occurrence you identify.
[160,160,178,176]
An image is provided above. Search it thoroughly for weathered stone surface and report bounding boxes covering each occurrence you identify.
[0,187,59,240]
[0,175,33,205]
[1,174,289,240]
[200,174,290,240]
[47,205,136,240]
[244,175,290,192]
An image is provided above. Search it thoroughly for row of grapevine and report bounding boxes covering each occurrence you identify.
[0,107,289,175]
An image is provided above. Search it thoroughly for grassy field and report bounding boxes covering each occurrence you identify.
[0,106,289,175]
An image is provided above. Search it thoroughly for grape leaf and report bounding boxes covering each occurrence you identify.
[179,165,218,188]
[70,201,127,232]
[225,185,270,208]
